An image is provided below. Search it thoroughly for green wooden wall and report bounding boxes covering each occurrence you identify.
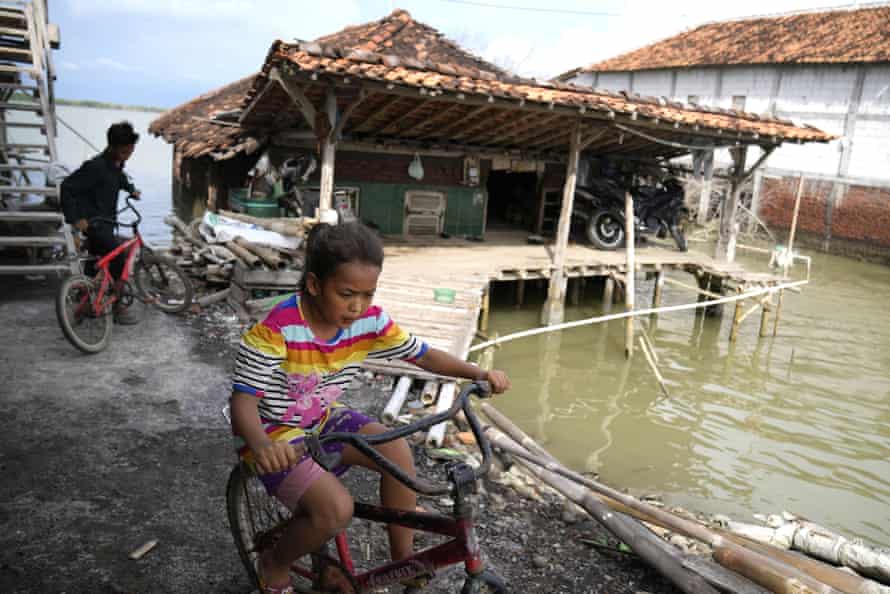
[339,180,487,237]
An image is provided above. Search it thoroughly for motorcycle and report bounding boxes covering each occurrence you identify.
[573,174,689,251]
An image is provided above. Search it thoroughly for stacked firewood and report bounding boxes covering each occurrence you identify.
[163,211,315,313]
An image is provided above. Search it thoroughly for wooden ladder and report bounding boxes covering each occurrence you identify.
[0,0,74,277]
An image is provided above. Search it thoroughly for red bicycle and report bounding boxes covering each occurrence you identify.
[226,382,508,593]
[55,196,193,353]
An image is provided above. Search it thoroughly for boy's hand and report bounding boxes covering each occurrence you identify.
[484,369,511,394]
[252,440,306,475]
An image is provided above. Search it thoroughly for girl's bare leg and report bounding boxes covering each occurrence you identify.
[261,472,353,586]
[341,422,417,561]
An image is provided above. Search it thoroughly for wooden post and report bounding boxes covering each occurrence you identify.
[625,190,635,358]
[515,278,526,307]
[569,277,581,306]
[715,147,748,263]
[652,269,664,309]
[479,283,490,333]
[542,121,581,326]
[774,176,804,336]
[696,149,715,224]
[729,298,744,343]
[759,304,771,337]
[318,89,338,220]
[602,276,614,312]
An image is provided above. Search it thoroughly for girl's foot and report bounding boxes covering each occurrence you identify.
[257,553,294,594]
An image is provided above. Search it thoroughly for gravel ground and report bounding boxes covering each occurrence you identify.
[0,277,677,594]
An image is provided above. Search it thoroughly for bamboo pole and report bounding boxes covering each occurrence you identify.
[730,298,744,343]
[663,276,723,300]
[625,191,635,358]
[639,336,670,397]
[479,284,490,333]
[602,276,615,312]
[218,209,306,237]
[515,278,526,307]
[774,176,805,337]
[381,376,413,425]
[225,241,261,268]
[484,429,842,594]
[196,288,232,307]
[233,237,285,270]
[469,280,809,353]
[759,305,772,337]
[420,381,439,406]
[425,382,456,448]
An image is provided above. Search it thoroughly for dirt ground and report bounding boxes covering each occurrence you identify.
[0,277,677,594]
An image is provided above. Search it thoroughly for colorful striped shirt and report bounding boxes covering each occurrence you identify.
[232,293,428,431]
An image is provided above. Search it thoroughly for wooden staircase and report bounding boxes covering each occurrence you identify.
[0,0,76,276]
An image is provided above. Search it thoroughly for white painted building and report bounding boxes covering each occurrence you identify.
[558,4,890,188]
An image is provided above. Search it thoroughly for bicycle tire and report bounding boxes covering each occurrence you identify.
[134,254,193,314]
[55,274,112,354]
[225,464,321,592]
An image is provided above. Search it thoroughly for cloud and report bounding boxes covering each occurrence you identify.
[94,57,136,72]
[479,0,846,79]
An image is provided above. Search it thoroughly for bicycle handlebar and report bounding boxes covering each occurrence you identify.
[87,195,142,229]
[306,381,494,496]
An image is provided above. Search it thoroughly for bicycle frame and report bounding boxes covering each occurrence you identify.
[292,500,483,591]
[85,232,143,318]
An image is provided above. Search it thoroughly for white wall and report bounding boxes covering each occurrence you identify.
[566,63,890,183]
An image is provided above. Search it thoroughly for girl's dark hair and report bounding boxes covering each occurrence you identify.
[300,222,383,291]
[107,121,139,147]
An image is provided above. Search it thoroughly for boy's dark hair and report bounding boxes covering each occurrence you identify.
[107,121,139,147]
[301,222,383,291]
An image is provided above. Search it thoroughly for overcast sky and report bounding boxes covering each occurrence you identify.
[54,0,849,108]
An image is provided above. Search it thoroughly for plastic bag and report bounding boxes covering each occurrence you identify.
[408,153,424,180]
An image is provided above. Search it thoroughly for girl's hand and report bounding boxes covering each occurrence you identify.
[484,369,511,394]
[252,440,306,475]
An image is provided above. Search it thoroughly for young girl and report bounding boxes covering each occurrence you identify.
[230,221,511,594]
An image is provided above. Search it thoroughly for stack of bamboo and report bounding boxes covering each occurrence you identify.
[163,211,313,311]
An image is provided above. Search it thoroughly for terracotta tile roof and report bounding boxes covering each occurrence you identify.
[313,9,510,79]
[148,74,262,160]
[565,4,890,75]
[242,36,834,144]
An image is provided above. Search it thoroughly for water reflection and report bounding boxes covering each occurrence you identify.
[486,256,890,545]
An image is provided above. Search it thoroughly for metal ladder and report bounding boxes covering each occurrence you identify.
[0,0,76,276]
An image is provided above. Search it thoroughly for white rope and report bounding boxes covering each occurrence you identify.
[468,279,808,353]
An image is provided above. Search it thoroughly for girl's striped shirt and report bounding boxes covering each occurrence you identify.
[232,293,428,431]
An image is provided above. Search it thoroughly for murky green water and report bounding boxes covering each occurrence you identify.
[484,247,890,546]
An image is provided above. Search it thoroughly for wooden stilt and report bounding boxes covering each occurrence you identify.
[652,269,665,309]
[729,298,744,343]
[772,291,784,337]
[603,276,615,312]
[542,121,582,326]
[569,277,581,306]
[625,190,635,358]
[516,278,526,307]
[759,303,771,337]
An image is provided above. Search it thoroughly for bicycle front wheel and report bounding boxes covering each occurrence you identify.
[56,274,112,354]
[226,464,323,592]
[134,254,193,313]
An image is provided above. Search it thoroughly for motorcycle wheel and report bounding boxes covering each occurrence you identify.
[586,209,625,250]
[670,209,690,252]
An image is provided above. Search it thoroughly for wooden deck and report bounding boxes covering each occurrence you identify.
[366,231,783,376]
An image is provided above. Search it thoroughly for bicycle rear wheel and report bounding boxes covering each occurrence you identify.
[56,274,112,354]
[134,254,192,313]
[226,463,324,593]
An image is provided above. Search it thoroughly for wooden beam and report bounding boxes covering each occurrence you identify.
[398,102,463,137]
[715,146,748,263]
[332,89,370,139]
[474,112,544,144]
[423,105,493,139]
[508,114,571,146]
[351,95,404,133]
[739,146,775,183]
[238,80,275,124]
[579,126,611,150]
[488,114,564,146]
[625,189,635,358]
[318,88,338,216]
[452,109,510,141]
[364,98,430,136]
[269,67,317,130]
[525,123,575,150]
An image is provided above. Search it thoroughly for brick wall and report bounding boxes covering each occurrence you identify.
[334,151,464,186]
[759,176,890,256]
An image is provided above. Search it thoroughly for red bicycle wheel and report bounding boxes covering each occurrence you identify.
[55,274,112,354]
